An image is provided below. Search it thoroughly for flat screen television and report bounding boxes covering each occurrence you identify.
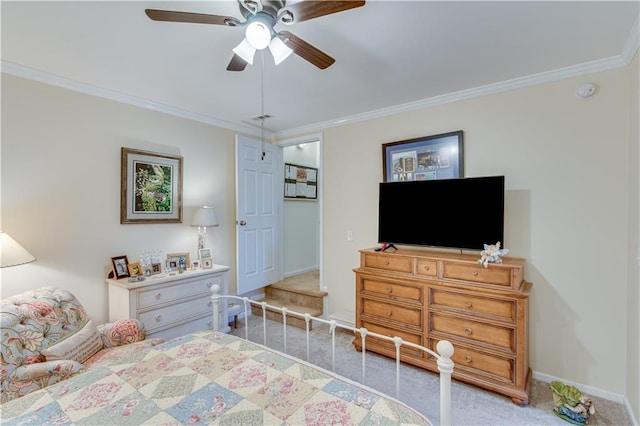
[378,175,505,251]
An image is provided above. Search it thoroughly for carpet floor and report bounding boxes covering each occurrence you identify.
[230,316,631,425]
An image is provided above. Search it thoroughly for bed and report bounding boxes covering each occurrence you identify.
[1,291,454,425]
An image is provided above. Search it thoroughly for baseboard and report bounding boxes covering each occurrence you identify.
[283,266,318,278]
[533,371,638,425]
[329,311,355,328]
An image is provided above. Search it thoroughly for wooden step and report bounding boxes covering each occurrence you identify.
[251,297,323,330]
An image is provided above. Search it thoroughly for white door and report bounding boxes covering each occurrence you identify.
[235,134,283,294]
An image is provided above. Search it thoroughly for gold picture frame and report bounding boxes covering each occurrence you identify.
[166,252,190,271]
[121,147,183,224]
[128,262,142,277]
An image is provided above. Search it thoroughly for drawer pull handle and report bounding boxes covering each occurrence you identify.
[465,327,473,335]
[465,355,473,363]
[424,266,430,271]
[386,287,392,293]
[385,310,393,316]
[385,261,390,265]
[206,282,213,288]
[155,293,162,300]
[155,315,163,322]
[207,321,213,327]
[472,271,479,276]
[465,301,473,308]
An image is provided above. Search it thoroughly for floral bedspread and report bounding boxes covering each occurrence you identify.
[1,331,431,425]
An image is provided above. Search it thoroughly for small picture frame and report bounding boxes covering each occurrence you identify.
[166,252,190,271]
[128,262,142,277]
[202,258,213,269]
[111,255,130,279]
[151,263,162,275]
[199,248,213,260]
[192,260,200,270]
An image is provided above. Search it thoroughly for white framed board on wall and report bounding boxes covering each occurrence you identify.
[284,163,318,200]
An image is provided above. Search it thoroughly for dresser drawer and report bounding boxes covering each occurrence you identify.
[362,278,422,302]
[416,259,437,278]
[360,321,423,357]
[137,275,220,308]
[429,289,515,322]
[362,299,421,327]
[430,313,514,352]
[442,261,512,287]
[431,339,515,384]
[139,297,213,332]
[363,253,413,273]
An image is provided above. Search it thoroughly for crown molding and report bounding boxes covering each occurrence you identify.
[276,18,640,138]
[3,17,638,141]
[0,60,268,139]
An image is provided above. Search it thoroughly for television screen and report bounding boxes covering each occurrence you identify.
[378,176,505,250]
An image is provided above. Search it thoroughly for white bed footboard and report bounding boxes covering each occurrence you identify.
[210,285,454,426]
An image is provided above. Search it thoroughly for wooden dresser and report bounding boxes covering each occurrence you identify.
[353,248,531,405]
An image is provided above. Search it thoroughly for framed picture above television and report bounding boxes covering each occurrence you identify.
[382,131,463,182]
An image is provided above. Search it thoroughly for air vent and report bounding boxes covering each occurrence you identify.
[252,114,271,121]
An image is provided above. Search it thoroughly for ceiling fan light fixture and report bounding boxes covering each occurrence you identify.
[245,20,272,50]
[269,36,293,65]
[232,38,256,65]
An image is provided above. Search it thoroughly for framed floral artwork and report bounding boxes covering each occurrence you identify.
[121,147,183,224]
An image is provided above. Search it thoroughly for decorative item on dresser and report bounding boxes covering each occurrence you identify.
[107,265,230,340]
[353,247,532,406]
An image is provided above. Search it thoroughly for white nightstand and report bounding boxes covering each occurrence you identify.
[107,265,230,340]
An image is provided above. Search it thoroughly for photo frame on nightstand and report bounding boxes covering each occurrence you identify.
[111,255,130,279]
[202,258,213,269]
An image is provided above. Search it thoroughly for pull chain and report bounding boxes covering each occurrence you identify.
[260,52,266,161]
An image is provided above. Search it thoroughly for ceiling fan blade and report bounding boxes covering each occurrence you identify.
[145,9,241,26]
[279,31,335,69]
[283,1,365,23]
[227,54,249,71]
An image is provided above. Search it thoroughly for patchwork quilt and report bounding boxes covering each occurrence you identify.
[1,331,431,425]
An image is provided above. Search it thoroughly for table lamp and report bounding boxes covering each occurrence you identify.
[191,206,219,250]
[1,231,36,268]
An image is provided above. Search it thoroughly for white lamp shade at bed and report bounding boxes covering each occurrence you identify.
[1,231,36,268]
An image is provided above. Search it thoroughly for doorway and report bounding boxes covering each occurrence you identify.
[278,134,322,291]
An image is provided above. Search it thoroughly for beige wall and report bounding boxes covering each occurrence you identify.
[1,55,638,416]
[323,66,633,397]
[1,75,239,321]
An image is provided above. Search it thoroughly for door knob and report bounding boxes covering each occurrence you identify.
[238,220,247,226]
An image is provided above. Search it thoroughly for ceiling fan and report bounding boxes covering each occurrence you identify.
[145,0,366,71]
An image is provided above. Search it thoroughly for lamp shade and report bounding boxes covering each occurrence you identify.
[191,207,219,227]
[1,231,36,268]
[269,36,293,65]
[233,38,256,65]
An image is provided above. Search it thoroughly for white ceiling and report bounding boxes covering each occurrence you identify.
[2,1,638,138]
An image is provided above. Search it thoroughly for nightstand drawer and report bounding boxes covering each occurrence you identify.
[139,297,213,332]
[363,299,421,327]
[431,339,515,384]
[362,279,422,302]
[363,254,413,273]
[430,313,514,352]
[430,289,515,322]
[443,261,512,287]
[137,275,220,308]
